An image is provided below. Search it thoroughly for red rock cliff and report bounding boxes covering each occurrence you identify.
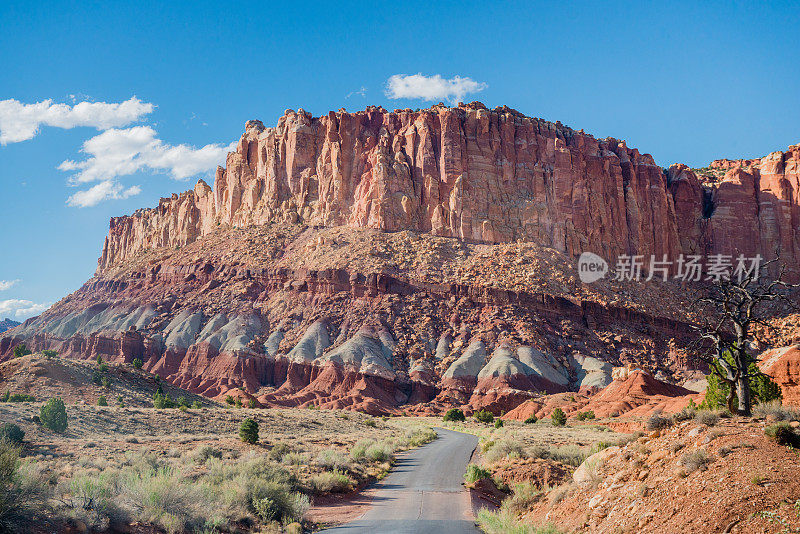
[97,103,800,273]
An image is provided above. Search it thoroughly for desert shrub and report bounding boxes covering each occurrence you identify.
[544,444,588,467]
[42,350,57,357]
[474,410,495,424]
[239,418,259,444]
[765,423,800,447]
[315,449,351,471]
[399,427,437,448]
[12,345,31,359]
[478,508,562,534]
[310,470,352,493]
[575,410,595,421]
[753,400,800,422]
[502,482,543,515]
[550,408,566,427]
[646,411,673,431]
[248,399,257,408]
[282,452,309,466]
[5,393,34,403]
[92,371,103,386]
[101,376,110,387]
[0,439,49,531]
[98,363,109,373]
[365,442,394,463]
[194,445,223,463]
[680,449,713,474]
[96,355,103,366]
[153,392,175,409]
[694,410,720,426]
[97,396,108,406]
[524,415,538,424]
[673,405,697,422]
[350,439,374,461]
[247,480,309,523]
[464,463,491,484]
[40,398,68,433]
[131,358,143,369]
[363,418,377,428]
[176,396,188,408]
[0,424,24,445]
[483,438,526,464]
[235,398,243,408]
[191,401,202,409]
[443,408,466,422]
[494,419,504,429]
[268,443,292,462]
[225,396,235,406]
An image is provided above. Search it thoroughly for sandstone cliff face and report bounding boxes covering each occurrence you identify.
[98,105,800,276]
[98,103,692,271]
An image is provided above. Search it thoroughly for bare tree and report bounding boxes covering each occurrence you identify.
[694,259,798,416]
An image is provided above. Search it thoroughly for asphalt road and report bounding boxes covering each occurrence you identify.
[320,427,481,534]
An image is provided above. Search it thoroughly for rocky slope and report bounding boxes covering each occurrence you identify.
[0,318,20,333]
[2,104,798,414]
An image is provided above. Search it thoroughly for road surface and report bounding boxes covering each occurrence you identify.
[320,427,480,534]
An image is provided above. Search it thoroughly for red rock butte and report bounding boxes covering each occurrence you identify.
[2,103,799,414]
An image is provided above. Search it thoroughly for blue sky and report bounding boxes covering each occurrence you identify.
[1,0,798,319]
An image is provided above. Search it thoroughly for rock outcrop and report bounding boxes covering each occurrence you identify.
[95,104,799,277]
[759,344,800,406]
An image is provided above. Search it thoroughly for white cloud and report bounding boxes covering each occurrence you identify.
[0,299,51,320]
[385,73,487,103]
[67,181,142,208]
[346,86,367,99]
[0,96,153,145]
[60,126,236,207]
[0,279,20,291]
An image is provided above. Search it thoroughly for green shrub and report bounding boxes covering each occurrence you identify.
[132,358,143,369]
[310,470,352,493]
[191,401,202,409]
[225,395,236,406]
[235,398,243,408]
[575,410,595,421]
[364,417,377,428]
[5,393,34,403]
[268,443,292,462]
[315,449,351,471]
[92,370,103,386]
[176,396,188,408]
[443,408,466,422]
[464,463,492,484]
[474,410,495,424]
[248,399,257,408]
[98,363,109,373]
[239,418,259,444]
[101,376,110,388]
[96,355,103,366]
[524,415,538,424]
[702,353,782,410]
[0,391,7,402]
[482,438,525,464]
[12,345,31,359]
[40,398,68,433]
[765,423,800,447]
[97,396,108,406]
[550,408,567,427]
[0,438,47,530]
[194,445,223,463]
[365,442,394,463]
[152,392,175,409]
[42,350,57,357]
[494,419,504,429]
[477,508,562,534]
[0,423,24,445]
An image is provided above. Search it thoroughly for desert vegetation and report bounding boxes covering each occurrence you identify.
[0,401,436,532]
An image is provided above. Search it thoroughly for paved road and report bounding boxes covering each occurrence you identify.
[320,427,480,534]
